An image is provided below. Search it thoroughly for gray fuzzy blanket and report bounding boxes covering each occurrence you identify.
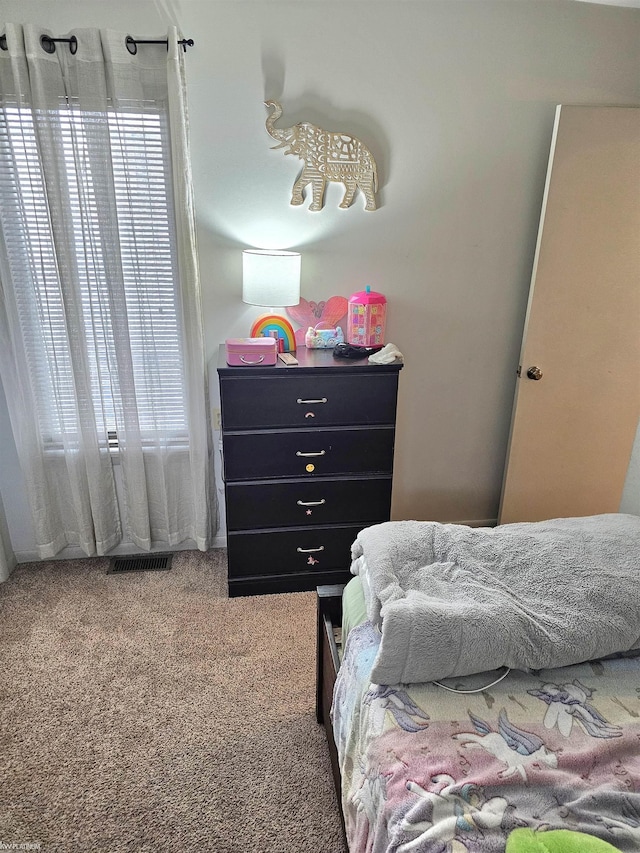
[350,514,640,685]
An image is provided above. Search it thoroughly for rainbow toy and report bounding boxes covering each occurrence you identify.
[249,314,297,352]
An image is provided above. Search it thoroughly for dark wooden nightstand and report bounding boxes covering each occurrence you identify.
[217,345,402,596]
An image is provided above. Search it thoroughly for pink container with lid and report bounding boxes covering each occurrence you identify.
[225,337,277,366]
[347,286,387,346]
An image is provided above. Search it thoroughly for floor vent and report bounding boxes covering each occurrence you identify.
[108,553,173,574]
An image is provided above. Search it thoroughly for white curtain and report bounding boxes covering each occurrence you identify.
[0,24,214,558]
[0,490,16,581]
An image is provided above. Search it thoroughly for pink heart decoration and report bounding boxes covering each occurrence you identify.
[286,296,348,336]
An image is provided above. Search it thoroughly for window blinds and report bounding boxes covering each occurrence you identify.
[0,102,188,444]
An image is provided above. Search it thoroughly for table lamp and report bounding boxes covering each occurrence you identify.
[242,249,301,352]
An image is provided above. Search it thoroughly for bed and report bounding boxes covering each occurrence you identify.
[316,514,640,853]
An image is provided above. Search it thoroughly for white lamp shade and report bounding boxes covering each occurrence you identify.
[242,249,301,307]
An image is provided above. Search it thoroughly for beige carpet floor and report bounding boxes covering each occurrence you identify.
[0,550,347,853]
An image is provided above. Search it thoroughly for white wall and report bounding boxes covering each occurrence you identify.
[1,0,639,558]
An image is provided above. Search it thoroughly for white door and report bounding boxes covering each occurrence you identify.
[499,105,640,524]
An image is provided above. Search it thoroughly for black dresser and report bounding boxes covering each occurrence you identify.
[217,345,402,596]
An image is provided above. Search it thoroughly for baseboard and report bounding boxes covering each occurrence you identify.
[14,533,228,564]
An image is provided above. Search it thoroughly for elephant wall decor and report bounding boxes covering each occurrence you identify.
[265,100,379,212]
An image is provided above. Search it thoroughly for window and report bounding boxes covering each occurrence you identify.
[0,102,188,445]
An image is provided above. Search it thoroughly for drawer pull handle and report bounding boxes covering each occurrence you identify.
[296,450,326,457]
[297,499,326,507]
[297,397,327,405]
[239,355,264,364]
[297,545,325,553]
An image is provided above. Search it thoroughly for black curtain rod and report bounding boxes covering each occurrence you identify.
[0,33,194,53]
[126,36,194,54]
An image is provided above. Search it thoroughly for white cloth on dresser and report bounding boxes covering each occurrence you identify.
[367,343,404,364]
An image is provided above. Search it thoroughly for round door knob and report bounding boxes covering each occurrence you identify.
[526,366,543,380]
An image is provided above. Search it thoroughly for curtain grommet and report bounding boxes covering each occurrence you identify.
[40,34,77,55]
[125,36,137,56]
[40,35,55,54]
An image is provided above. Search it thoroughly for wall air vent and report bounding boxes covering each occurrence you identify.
[108,554,173,574]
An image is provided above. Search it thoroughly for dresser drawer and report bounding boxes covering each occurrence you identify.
[220,373,399,429]
[227,524,363,578]
[222,427,395,481]
[225,476,392,530]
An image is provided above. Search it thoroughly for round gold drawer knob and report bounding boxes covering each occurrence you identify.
[526,366,543,381]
